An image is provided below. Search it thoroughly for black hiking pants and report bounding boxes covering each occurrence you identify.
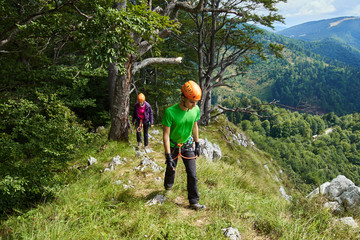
[136,120,149,147]
[164,145,200,204]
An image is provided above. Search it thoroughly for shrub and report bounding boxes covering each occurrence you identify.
[0,94,94,217]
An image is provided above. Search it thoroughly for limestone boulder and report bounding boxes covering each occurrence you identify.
[199,138,222,161]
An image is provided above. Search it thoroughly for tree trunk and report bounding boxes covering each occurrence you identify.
[109,59,132,141]
[154,66,159,121]
[108,62,118,109]
[198,87,212,125]
[198,5,216,126]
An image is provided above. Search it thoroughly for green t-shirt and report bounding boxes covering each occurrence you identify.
[162,103,200,147]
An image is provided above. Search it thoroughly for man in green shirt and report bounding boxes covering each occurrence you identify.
[162,80,206,210]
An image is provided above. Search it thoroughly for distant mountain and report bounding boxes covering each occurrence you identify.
[259,25,287,32]
[213,29,360,116]
[277,16,360,51]
[275,17,360,68]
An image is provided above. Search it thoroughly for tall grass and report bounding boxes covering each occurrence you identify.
[1,119,358,239]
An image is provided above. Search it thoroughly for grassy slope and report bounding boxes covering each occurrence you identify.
[1,116,357,239]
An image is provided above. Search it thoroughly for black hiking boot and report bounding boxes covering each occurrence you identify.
[189,203,206,211]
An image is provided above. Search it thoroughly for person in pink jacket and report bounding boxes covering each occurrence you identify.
[132,93,153,150]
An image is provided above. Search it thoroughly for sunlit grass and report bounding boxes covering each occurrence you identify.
[1,121,358,240]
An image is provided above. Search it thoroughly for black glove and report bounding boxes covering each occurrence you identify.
[195,142,201,157]
[165,153,176,170]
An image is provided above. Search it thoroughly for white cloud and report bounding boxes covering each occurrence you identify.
[348,4,360,15]
[275,0,360,27]
[277,0,336,17]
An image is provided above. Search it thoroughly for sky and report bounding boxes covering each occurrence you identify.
[276,0,360,27]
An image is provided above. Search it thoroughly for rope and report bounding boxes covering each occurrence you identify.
[137,119,143,132]
[172,143,198,160]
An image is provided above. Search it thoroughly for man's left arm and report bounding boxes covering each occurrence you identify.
[193,122,200,156]
[192,121,199,142]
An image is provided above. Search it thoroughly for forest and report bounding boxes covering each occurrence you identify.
[213,32,360,116]
[1,0,360,223]
[222,97,360,191]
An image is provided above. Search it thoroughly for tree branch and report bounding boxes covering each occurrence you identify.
[0,1,74,50]
[132,57,182,74]
[71,2,92,19]
[210,100,279,119]
[274,103,305,111]
[220,72,246,82]
[0,14,42,49]
[211,81,232,89]
[203,8,246,17]
[138,28,171,56]
[169,0,205,16]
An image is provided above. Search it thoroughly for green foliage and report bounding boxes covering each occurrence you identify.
[213,31,360,116]
[224,97,360,188]
[285,194,356,239]
[1,1,360,238]
[78,2,179,71]
[0,0,181,217]
[1,95,91,159]
[0,95,94,217]
[271,61,360,115]
[133,36,197,121]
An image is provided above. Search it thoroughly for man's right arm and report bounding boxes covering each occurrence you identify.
[163,125,176,170]
[163,125,171,154]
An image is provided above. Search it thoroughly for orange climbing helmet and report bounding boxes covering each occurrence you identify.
[181,80,202,100]
[137,93,145,102]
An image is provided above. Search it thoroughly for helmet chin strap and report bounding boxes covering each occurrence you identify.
[181,100,190,112]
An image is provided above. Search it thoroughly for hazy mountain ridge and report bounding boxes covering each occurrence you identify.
[277,16,360,51]
[214,19,360,115]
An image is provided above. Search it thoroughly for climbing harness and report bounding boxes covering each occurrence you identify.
[170,138,198,160]
[137,119,143,132]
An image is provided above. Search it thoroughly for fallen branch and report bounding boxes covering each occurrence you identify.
[210,99,307,120]
[210,100,279,119]
[274,102,306,111]
[132,57,182,75]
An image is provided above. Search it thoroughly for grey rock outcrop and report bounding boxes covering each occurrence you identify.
[280,186,292,201]
[148,133,155,140]
[134,156,163,172]
[324,175,354,201]
[307,182,331,199]
[135,150,145,158]
[222,227,241,240]
[308,175,360,212]
[264,164,270,172]
[324,201,342,212]
[230,132,255,148]
[111,155,127,166]
[339,217,358,228]
[103,155,127,172]
[88,156,97,165]
[146,194,166,206]
[96,126,105,133]
[199,138,222,161]
[340,186,360,210]
[114,180,135,189]
[274,175,280,182]
[151,130,160,135]
[114,180,123,185]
